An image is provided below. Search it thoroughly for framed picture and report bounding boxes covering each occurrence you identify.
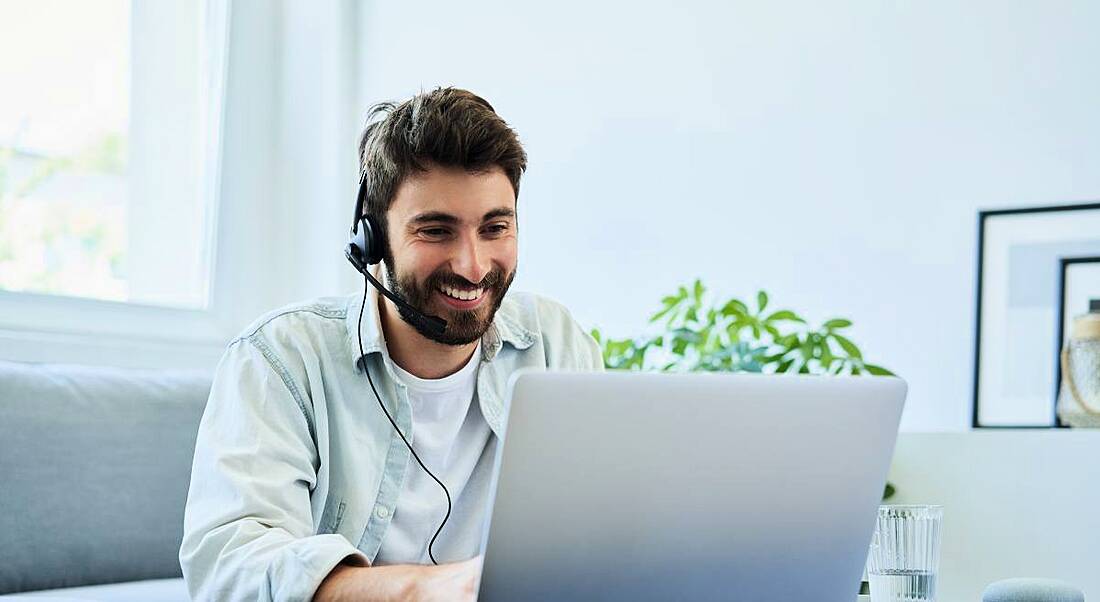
[973,202,1100,428]
[1054,256,1100,425]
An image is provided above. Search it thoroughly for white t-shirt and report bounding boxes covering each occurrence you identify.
[373,343,497,565]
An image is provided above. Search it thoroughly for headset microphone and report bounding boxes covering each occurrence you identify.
[344,241,447,338]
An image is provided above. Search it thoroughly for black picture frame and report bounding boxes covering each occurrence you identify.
[973,202,1100,429]
[1054,256,1100,427]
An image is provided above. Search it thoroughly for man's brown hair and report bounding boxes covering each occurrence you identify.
[357,87,528,226]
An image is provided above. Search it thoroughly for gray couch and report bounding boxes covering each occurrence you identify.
[0,360,211,601]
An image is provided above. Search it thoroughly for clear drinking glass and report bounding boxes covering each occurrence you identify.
[866,505,943,602]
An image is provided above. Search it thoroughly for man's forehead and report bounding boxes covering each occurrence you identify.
[389,166,517,224]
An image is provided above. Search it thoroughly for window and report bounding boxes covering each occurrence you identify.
[1,1,361,371]
[0,0,225,309]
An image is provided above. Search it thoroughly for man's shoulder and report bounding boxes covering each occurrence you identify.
[232,294,352,347]
[498,290,584,335]
[498,290,600,354]
[499,291,602,370]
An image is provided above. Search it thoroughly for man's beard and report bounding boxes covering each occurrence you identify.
[385,261,515,346]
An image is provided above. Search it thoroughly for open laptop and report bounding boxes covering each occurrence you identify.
[477,370,906,601]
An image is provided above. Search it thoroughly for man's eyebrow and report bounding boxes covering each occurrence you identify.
[482,207,516,222]
[408,211,459,225]
[407,207,516,225]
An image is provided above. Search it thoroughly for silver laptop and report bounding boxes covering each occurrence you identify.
[477,370,906,601]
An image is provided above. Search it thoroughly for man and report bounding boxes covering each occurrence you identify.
[179,88,604,601]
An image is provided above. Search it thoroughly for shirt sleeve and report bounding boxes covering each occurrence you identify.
[179,337,368,602]
[553,301,605,372]
[579,323,606,372]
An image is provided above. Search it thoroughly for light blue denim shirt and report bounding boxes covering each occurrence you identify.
[179,284,603,601]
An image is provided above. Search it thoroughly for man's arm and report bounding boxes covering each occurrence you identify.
[314,556,482,602]
[180,337,369,601]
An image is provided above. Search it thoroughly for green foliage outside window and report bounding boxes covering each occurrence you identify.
[0,135,127,298]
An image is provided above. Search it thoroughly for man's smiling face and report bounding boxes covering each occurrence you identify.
[383,162,518,346]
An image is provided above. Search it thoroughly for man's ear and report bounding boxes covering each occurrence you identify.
[378,259,391,285]
[380,212,395,258]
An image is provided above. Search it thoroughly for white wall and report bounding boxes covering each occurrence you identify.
[890,431,1100,599]
[355,0,1100,430]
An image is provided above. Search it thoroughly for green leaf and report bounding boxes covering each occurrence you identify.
[883,482,896,501]
[864,364,894,376]
[649,306,673,323]
[820,340,834,368]
[697,325,715,350]
[720,299,749,316]
[824,318,853,330]
[832,334,863,360]
[693,279,705,304]
[800,341,813,361]
[764,310,804,323]
[777,333,800,349]
[757,290,768,312]
[762,353,786,364]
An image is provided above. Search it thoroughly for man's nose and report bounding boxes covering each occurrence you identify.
[451,234,491,285]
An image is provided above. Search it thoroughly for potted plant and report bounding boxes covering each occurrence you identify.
[591,278,893,377]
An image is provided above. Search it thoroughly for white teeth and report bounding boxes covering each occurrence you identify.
[439,285,483,301]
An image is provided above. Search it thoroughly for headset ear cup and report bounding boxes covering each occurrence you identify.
[362,215,385,265]
[345,225,369,273]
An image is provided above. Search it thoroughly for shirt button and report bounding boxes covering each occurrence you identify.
[375,506,390,519]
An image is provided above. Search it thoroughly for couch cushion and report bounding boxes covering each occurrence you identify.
[0,578,187,602]
[0,361,210,594]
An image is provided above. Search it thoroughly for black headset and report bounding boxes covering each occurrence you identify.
[345,168,454,566]
[345,171,447,337]
[344,169,387,267]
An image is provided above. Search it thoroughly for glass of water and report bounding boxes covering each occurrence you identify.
[867,505,943,602]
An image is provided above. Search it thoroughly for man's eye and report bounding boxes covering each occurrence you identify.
[485,224,509,234]
[421,228,449,237]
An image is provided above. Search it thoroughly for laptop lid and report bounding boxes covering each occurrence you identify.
[478,370,906,601]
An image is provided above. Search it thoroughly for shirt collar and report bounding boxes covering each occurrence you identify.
[344,266,538,371]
